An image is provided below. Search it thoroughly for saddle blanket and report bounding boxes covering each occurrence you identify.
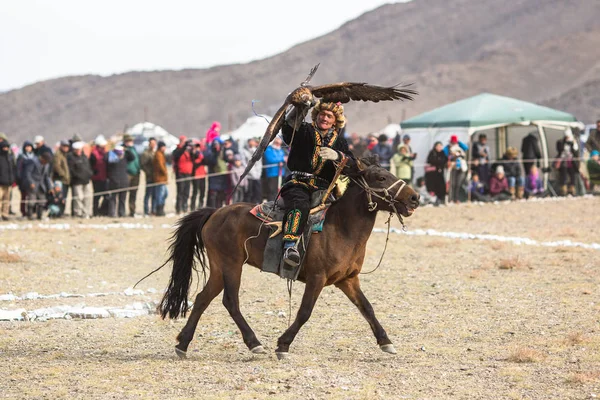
[249,201,330,233]
[249,201,331,280]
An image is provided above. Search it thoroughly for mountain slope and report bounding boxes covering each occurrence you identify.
[1,0,599,143]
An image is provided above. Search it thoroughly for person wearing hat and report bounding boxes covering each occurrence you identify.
[555,129,579,196]
[370,134,393,169]
[51,140,71,216]
[494,146,524,199]
[67,141,93,218]
[488,165,511,201]
[0,139,16,220]
[33,135,53,158]
[585,119,600,154]
[122,134,141,217]
[140,137,158,216]
[392,144,412,184]
[241,138,262,204]
[587,150,600,192]
[472,133,490,187]
[105,145,129,217]
[443,135,469,203]
[229,153,247,204]
[16,141,36,216]
[401,134,417,184]
[90,135,109,216]
[153,141,169,216]
[277,99,355,268]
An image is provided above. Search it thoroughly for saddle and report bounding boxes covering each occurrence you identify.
[249,190,331,280]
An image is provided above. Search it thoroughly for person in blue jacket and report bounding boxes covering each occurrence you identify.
[443,135,469,203]
[263,137,286,201]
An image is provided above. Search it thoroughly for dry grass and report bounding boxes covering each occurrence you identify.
[559,227,579,238]
[2,198,600,400]
[489,242,505,251]
[565,331,587,346]
[506,347,545,363]
[497,256,529,270]
[0,251,22,263]
[565,371,600,385]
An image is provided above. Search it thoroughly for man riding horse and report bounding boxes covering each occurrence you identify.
[280,100,353,267]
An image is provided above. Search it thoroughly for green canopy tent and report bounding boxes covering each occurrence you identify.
[400,93,583,188]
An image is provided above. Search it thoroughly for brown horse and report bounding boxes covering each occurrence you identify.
[158,158,419,359]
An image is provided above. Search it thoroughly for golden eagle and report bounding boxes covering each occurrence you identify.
[237,64,417,187]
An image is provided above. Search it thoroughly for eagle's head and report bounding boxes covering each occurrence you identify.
[290,87,313,107]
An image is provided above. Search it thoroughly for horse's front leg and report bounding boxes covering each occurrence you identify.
[275,274,326,359]
[335,276,396,354]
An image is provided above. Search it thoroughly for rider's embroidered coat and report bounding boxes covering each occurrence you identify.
[282,122,353,187]
[280,121,354,242]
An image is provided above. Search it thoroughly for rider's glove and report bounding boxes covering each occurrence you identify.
[319,147,340,161]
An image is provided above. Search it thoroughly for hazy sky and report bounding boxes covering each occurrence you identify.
[1,0,406,92]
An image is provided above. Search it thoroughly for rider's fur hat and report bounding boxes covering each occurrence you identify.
[311,101,346,129]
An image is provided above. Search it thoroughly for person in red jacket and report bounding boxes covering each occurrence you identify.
[190,139,206,210]
[175,139,194,213]
[90,135,109,216]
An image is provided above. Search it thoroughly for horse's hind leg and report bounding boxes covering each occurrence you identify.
[275,275,326,359]
[175,270,224,357]
[335,276,396,354]
[221,261,265,354]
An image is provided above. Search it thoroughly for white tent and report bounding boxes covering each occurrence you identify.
[377,123,401,139]
[229,115,272,142]
[126,122,179,153]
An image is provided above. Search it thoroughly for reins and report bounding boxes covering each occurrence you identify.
[349,173,409,275]
[352,175,407,229]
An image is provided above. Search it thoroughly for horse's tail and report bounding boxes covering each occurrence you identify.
[159,208,217,320]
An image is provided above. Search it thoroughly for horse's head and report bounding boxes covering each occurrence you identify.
[345,156,419,217]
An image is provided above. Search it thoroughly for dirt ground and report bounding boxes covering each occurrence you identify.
[1,197,599,400]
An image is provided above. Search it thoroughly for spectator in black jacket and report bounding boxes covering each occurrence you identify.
[33,135,53,158]
[21,152,53,219]
[105,145,129,217]
[68,142,93,218]
[0,139,16,220]
[425,142,448,205]
[16,141,37,217]
[521,132,542,176]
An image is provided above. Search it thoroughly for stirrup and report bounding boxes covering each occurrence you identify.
[283,246,300,268]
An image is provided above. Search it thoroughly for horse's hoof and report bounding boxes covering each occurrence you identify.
[380,344,397,354]
[276,351,289,360]
[250,345,267,354]
[175,347,187,359]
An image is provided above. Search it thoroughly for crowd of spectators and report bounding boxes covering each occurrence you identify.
[1,119,599,220]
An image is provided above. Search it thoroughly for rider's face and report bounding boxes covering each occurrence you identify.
[316,110,336,131]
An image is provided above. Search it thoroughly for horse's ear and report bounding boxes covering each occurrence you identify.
[359,155,380,167]
[356,158,366,171]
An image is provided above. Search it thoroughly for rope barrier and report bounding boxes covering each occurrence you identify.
[1,163,283,205]
[1,154,594,206]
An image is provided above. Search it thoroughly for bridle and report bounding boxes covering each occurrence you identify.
[347,171,409,275]
[350,173,408,229]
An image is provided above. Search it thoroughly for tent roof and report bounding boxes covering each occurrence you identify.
[229,115,271,141]
[400,93,577,129]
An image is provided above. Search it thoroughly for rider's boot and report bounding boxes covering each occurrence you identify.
[283,241,300,269]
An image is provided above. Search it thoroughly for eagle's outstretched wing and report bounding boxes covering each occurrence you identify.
[311,82,417,104]
[232,74,417,198]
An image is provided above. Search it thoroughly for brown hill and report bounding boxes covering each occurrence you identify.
[1,0,600,144]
